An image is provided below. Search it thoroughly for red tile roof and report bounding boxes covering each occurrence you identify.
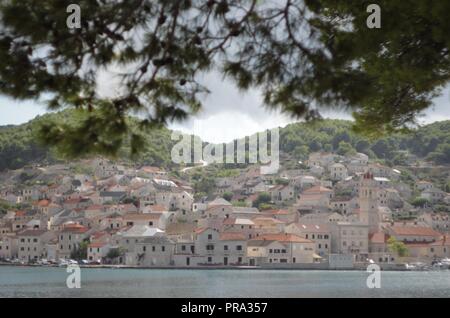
[219,232,247,241]
[390,226,441,237]
[146,204,167,212]
[61,223,89,233]
[37,199,50,207]
[370,232,389,244]
[257,233,313,243]
[222,218,236,225]
[89,242,108,248]
[194,227,212,234]
[14,210,26,217]
[18,229,48,237]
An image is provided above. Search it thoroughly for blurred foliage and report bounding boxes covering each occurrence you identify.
[0,1,449,156]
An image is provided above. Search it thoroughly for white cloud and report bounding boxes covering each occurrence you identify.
[1,71,449,141]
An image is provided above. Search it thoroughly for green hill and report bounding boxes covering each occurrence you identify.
[0,110,177,171]
[0,111,449,172]
[279,119,450,165]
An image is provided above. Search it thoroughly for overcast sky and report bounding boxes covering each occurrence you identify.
[1,71,449,143]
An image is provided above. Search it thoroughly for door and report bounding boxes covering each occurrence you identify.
[224,257,228,266]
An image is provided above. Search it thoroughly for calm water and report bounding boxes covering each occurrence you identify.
[0,266,449,298]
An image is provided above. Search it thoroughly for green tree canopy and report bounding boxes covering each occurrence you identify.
[387,237,409,257]
[336,141,356,156]
[106,247,125,260]
[252,192,272,208]
[411,197,430,208]
[222,192,233,202]
[1,1,449,156]
[70,240,89,260]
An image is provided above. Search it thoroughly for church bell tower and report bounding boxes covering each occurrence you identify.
[359,172,380,234]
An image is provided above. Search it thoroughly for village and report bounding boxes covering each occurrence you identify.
[0,152,449,270]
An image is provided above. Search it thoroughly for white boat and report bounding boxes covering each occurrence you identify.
[406,262,430,271]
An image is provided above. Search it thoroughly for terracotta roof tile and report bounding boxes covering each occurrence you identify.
[219,232,247,241]
[390,226,441,237]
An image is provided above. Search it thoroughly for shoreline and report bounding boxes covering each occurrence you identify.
[0,262,417,271]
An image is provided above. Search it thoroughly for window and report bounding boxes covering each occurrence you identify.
[181,245,186,251]
[236,245,242,251]
[143,246,146,252]
[152,246,156,252]
[162,246,165,252]
[224,245,228,251]
[281,249,286,254]
[208,234,212,240]
[207,257,212,263]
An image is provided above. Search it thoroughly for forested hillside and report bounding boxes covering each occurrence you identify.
[0,110,177,171]
[0,111,449,172]
[280,119,450,165]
